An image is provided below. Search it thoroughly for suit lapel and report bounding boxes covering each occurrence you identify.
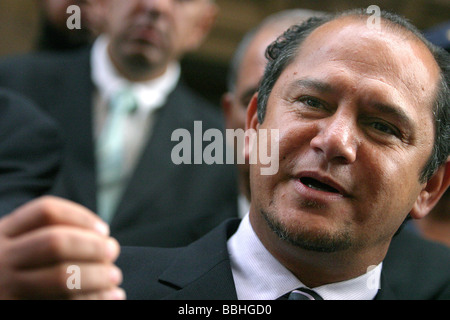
[158,219,240,300]
[51,49,97,210]
[374,271,398,300]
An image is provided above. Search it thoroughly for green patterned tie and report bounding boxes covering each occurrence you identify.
[96,88,137,223]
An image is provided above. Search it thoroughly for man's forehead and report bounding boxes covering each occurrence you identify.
[282,17,440,101]
[304,17,403,50]
[303,16,439,69]
[108,0,212,8]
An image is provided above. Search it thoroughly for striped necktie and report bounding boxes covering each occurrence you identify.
[278,288,324,300]
[96,88,138,223]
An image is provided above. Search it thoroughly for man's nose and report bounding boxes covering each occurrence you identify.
[310,112,359,164]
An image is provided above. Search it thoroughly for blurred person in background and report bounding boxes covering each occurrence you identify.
[0,0,239,247]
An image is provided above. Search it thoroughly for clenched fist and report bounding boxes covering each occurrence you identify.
[0,196,125,300]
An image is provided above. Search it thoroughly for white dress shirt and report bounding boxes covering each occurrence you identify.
[91,35,181,178]
[227,214,382,300]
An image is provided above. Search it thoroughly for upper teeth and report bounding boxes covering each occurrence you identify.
[308,183,325,191]
[301,178,339,193]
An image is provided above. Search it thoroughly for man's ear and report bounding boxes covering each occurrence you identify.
[85,0,110,35]
[244,93,259,162]
[410,160,450,220]
[245,93,259,131]
[188,2,219,51]
[200,2,219,38]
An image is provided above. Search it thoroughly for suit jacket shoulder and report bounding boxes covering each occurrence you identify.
[0,47,93,115]
[379,229,450,300]
[0,48,94,145]
[118,219,240,300]
[180,81,222,118]
[0,48,97,210]
[0,88,62,215]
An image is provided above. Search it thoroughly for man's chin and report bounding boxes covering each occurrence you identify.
[260,208,353,253]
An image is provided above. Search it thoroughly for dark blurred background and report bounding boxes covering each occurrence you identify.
[1,0,449,107]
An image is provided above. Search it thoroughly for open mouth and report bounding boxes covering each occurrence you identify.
[300,177,340,194]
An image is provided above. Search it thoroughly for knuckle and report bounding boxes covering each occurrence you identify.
[85,264,118,290]
[43,230,68,258]
[36,198,61,225]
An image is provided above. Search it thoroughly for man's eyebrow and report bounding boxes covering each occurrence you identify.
[370,102,415,130]
[291,79,336,93]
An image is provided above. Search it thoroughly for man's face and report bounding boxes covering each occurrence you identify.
[249,18,440,253]
[106,0,216,76]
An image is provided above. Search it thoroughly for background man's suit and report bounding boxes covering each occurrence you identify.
[0,88,62,216]
[117,219,450,300]
[0,48,239,247]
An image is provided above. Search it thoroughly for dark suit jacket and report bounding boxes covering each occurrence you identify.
[0,88,62,215]
[0,48,238,247]
[117,219,450,300]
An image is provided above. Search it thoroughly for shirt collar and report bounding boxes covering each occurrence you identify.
[91,35,180,113]
[227,214,382,300]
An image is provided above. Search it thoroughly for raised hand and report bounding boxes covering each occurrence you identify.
[0,196,125,300]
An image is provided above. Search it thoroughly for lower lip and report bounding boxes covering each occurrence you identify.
[292,179,345,202]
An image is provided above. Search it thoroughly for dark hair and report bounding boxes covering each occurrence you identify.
[257,16,330,123]
[226,9,327,93]
[257,9,450,182]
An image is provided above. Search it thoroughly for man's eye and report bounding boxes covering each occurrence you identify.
[370,122,398,136]
[299,97,324,109]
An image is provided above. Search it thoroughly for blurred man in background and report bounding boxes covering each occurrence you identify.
[0,0,239,247]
